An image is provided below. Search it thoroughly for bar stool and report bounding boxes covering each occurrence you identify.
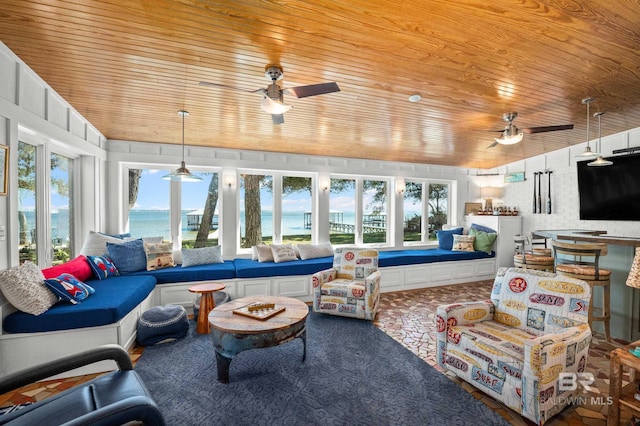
[552,240,611,342]
[513,235,555,271]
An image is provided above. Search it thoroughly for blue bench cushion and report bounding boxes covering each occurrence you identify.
[430,248,494,261]
[234,256,334,278]
[126,261,236,284]
[3,275,156,333]
[379,248,493,267]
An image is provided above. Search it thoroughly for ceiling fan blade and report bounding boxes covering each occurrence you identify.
[199,81,264,94]
[523,124,574,134]
[287,82,340,98]
[271,114,285,125]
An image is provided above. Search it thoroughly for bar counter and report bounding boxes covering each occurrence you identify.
[532,229,640,342]
[533,229,640,247]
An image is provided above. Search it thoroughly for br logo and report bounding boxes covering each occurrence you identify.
[558,372,595,392]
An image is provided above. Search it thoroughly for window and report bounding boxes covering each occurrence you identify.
[50,153,74,264]
[363,179,388,244]
[18,141,37,264]
[128,168,171,241]
[428,183,449,239]
[17,140,77,266]
[329,176,390,246]
[404,179,450,244]
[282,175,313,244]
[239,173,273,248]
[127,167,220,248]
[329,177,356,245]
[182,172,220,248]
[403,181,423,243]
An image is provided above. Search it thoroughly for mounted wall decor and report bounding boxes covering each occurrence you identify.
[0,144,7,195]
[504,172,525,183]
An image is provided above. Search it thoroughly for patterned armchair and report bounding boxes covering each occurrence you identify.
[312,247,381,320]
[436,267,592,425]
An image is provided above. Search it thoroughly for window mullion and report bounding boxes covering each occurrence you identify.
[37,144,51,266]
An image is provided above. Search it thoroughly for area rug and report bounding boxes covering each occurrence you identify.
[135,311,510,425]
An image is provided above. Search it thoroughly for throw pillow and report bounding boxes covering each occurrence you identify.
[107,239,147,273]
[181,245,223,268]
[41,255,93,282]
[99,231,131,239]
[435,227,464,250]
[86,255,120,279]
[79,230,129,256]
[471,223,497,234]
[270,244,298,263]
[44,273,95,304]
[144,242,175,271]
[256,244,274,262]
[143,236,164,245]
[0,261,58,315]
[469,228,498,254]
[451,234,475,252]
[297,243,334,260]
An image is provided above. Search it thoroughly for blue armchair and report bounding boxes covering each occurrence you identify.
[0,344,165,425]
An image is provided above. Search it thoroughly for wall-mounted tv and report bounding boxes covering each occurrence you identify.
[577,153,640,221]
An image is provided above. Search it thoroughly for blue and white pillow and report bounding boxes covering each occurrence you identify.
[107,239,147,273]
[44,273,95,304]
[181,245,223,268]
[86,255,120,280]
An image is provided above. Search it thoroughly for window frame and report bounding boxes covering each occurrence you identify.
[403,178,453,246]
[329,174,392,248]
[17,132,81,267]
[122,162,223,250]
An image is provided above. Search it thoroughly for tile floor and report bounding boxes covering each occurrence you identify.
[0,280,635,425]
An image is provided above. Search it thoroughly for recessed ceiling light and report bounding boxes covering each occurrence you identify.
[408,94,421,102]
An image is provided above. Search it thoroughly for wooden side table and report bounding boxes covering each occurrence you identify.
[188,282,226,334]
[609,341,640,425]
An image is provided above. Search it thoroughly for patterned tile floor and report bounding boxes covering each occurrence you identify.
[0,280,635,425]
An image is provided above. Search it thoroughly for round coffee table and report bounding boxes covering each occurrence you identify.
[208,296,309,384]
[188,282,226,334]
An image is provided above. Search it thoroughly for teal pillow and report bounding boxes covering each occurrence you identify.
[435,227,463,250]
[469,228,498,254]
[107,239,147,273]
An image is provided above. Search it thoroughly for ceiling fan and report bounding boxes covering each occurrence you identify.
[199,65,340,125]
[487,112,574,148]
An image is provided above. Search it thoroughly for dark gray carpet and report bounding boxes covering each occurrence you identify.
[135,311,510,426]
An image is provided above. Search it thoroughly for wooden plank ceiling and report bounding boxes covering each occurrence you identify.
[1,0,640,169]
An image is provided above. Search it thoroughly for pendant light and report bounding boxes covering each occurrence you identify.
[162,110,202,182]
[575,97,599,158]
[587,111,613,167]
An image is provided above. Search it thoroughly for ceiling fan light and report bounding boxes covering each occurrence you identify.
[495,132,524,145]
[261,95,293,115]
[587,156,613,167]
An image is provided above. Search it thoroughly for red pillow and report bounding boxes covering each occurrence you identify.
[41,255,93,282]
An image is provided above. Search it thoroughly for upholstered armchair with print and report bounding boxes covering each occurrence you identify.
[435,267,592,425]
[312,247,380,320]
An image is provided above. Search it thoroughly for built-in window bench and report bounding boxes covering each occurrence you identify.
[0,248,496,378]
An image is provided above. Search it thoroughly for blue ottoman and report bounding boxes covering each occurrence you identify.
[137,305,189,346]
[193,291,231,319]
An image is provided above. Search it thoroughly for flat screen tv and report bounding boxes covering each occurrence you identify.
[577,153,640,221]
